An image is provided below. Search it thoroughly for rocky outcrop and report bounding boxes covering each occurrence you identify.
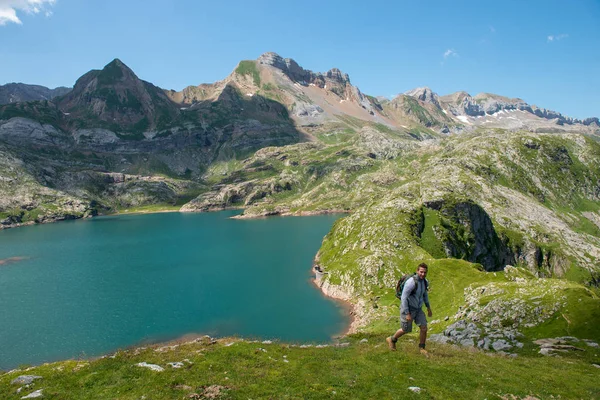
[404,87,441,108]
[257,52,376,114]
[422,200,514,271]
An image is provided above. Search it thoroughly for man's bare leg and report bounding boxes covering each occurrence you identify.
[387,329,406,350]
[419,325,429,356]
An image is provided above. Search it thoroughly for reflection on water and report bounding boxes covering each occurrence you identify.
[0,256,29,266]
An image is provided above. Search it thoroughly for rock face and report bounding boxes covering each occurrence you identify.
[0,83,70,105]
[422,200,514,271]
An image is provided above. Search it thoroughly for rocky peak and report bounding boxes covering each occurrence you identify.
[257,52,311,83]
[326,68,351,85]
[257,52,352,90]
[404,87,440,107]
[57,58,179,132]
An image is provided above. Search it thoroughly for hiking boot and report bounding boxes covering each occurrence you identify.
[420,348,429,358]
[386,336,397,351]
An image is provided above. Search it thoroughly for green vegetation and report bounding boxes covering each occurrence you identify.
[419,207,446,258]
[235,60,261,86]
[403,97,439,127]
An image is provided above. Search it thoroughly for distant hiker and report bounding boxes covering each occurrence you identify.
[387,263,432,355]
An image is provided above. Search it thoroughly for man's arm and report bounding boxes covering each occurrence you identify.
[400,277,416,317]
[424,282,432,317]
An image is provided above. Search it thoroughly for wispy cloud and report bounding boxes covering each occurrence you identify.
[547,33,569,42]
[489,25,496,33]
[0,0,56,26]
[441,49,458,66]
[443,49,458,59]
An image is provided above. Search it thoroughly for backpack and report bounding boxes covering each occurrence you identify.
[395,274,428,300]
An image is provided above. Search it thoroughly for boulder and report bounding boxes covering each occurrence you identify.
[11,376,42,385]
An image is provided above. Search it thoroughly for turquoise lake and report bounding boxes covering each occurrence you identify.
[0,211,348,370]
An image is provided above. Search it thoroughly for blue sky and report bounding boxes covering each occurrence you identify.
[1,0,598,119]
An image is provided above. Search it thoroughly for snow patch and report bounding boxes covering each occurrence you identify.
[456,115,471,124]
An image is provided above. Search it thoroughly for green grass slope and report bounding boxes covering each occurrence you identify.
[1,336,599,399]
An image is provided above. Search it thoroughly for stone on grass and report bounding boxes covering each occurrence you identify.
[492,340,513,352]
[168,362,185,369]
[408,386,421,393]
[21,389,43,399]
[135,362,164,372]
[11,376,42,385]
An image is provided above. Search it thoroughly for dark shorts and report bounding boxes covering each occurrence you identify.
[400,308,427,333]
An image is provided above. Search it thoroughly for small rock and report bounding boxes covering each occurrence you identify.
[408,386,421,393]
[360,338,368,344]
[11,376,42,385]
[168,362,184,369]
[583,340,599,348]
[492,340,513,352]
[557,336,579,342]
[262,340,273,344]
[135,362,164,372]
[539,348,553,356]
[592,364,600,368]
[336,342,350,348]
[21,389,43,399]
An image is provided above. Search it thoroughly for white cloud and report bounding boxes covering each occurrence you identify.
[443,49,458,59]
[0,0,56,25]
[547,33,569,42]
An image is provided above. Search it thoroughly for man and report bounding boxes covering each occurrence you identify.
[387,263,432,355]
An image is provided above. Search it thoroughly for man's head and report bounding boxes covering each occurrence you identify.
[416,263,428,280]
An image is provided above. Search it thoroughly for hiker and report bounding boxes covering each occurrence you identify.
[387,263,432,355]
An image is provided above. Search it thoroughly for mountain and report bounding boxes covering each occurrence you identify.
[56,58,181,134]
[0,83,71,105]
